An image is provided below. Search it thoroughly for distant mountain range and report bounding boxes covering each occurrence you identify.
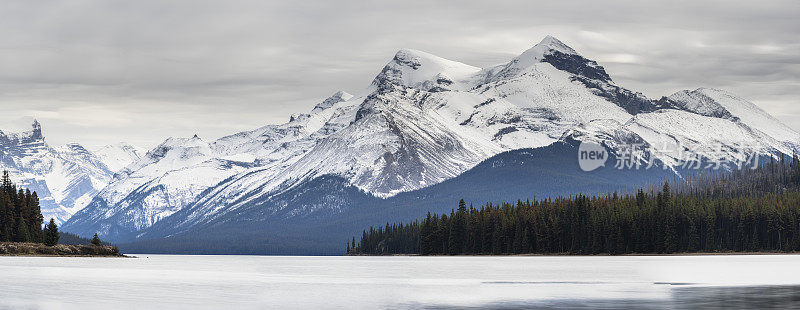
[3,36,797,254]
[0,117,143,224]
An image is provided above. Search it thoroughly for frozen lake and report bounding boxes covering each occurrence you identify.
[1,254,800,309]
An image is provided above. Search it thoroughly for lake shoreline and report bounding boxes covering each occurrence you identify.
[0,242,128,257]
[349,251,800,257]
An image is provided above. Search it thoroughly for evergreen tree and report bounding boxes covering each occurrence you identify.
[91,233,102,246]
[349,159,800,256]
[447,199,468,254]
[14,217,29,242]
[0,171,45,244]
[43,218,59,246]
[419,212,435,254]
[28,191,43,242]
[0,189,8,242]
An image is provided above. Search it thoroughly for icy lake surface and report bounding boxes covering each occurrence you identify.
[2,254,800,309]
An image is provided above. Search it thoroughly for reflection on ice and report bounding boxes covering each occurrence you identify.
[414,285,800,309]
[0,255,799,309]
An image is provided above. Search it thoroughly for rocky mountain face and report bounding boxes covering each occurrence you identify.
[62,36,800,246]
[0,118,142,224]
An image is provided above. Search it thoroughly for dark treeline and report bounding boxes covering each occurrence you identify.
[0,171,53,244]
[350,154,800,255]
[670,154,800,198]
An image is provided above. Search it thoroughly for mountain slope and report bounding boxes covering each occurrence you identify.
[668,88,800,154]
[62,91,362,239]
[93,143,145,173]
[64,36,800,249]
[123,142,678,254]
[0,118,141,223]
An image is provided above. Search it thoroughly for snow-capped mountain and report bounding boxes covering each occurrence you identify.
[0,117,143,224]
[63,90,363,239]
[93,143,145,173]
[667,88,800,152]
[63,36,800,243]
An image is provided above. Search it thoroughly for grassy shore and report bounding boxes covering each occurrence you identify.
[0,242,127,257]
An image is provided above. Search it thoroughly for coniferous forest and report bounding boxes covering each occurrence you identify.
[0,171,117,256]
[349,154,800,255]
[0,171,47,243]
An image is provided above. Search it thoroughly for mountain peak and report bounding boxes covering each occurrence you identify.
[93,142,145,173]
[94,142,144,158]
[390,48,448,70]
[488,36,613,83]
[312,90,354,113]
[392,48,441,61]
[289,113,311,123]
[30,119,42,140]
[536,35,577,55]
[331,90,352,99]
[372,48,480,91]
[512,35,578,66]
[61,142,91,155]
[693,87,735,97]
[0,116,43,140]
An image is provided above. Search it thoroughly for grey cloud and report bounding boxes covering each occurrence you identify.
[0,0,797,148]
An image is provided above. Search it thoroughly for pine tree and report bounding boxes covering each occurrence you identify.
[91,233,102,246]
[43,218,59,246]
[0,171,45,244]
[351,160,800,256]
[28,191,43,243]
[448,200,468,254]
[0,190,8,242]
[419,212,435,254]
[14,217,29,242]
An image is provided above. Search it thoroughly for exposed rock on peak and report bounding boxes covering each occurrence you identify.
[313,91,354,113]
[537,35,578,55]
[62,36,800,247]
[667,88,735,119]
[0,117,44,142]
[0,119,118,224]
[372,48,480,92]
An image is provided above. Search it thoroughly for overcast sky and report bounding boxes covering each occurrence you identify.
[0,0,797,149]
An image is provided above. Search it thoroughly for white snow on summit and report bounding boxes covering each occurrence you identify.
[488,35,580,81]
[670,88,800,150]
[312,91,353,114]
[94,142,145,172]
[0,118,131,223]
[372,49,482,92]
[62,36,800,240]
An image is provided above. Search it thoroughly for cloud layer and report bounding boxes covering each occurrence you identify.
[0,0,797,148]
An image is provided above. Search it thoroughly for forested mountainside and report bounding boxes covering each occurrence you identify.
[117,142,673,254]
[62,36,800,254]
[350,154,800,255]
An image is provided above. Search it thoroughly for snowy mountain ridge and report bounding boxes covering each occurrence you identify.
[62,36,800,241]
[0,118,143,223]
[93,143,146,173]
